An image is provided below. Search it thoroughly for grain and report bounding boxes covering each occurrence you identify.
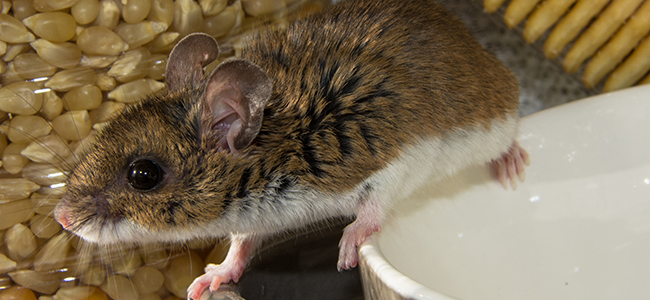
[7,115,51,144]
[0,199,34,230]
[30,39,82,70]
[2,143,30,174]
[45,67,97,92]
[0,82,44,115]
[63,85,103,111]
[108,48,152,82]
[21,134,71,164]
[0,14,35,43]
[71,0,100,25]
[51,111,93,141]
[22,12,77,43]
[77,26,129,56]
[13,53,57,79]
[124,0,152,24]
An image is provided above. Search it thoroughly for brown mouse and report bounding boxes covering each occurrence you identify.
[54,0,529,299]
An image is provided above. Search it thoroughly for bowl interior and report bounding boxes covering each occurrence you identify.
[363,84,650,300]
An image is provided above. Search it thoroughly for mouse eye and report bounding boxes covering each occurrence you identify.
[127,159,164,191]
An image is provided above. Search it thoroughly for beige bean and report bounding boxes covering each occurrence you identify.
[11,0,37,20]
[109,48,152,82]
[0,254,17,273]
[199,0,227,15]
[0,0,9,14]
[51,110,92,141]
[0,133,6,156]
[89,101,125,124]
[141,246,169,269]
[22,12,77,43]
[115,21,167,49]
[163,250,204,299]
[3,42,31,62]
[22,163,66,186]
[148,53,167,80]
[93,0,121,29]
[32,0,80,12]
[45,67,97,92]
[5,223,36,260]
[242,0,289,17]
[8,269,60,294]
[2,143,30,174]
[112,250,143,276]
[203,4,238,38]
[124,0,152,24]
[96,71,118,91]
[173,0,203,36]
[13,53,57,79]
[34,232,70,271]
[504,0,542,28]
[148,0,175,28]
[30,192,59,215]
[77,26,129,56]
[79,264,105,286]
[101,274,140,300]
[148,31,180,53]
[0,62,23,86]
[0,178,40,202]
[30,215,62,239]
[7,115,52,144]
[0,199,34,230]
[108,78,166,103]
[0,14,35,43]
[63,85,103,110]
[0,81,44,115]
[30,39,82,69]
[71,0,100,25]
[21,134,72,164]
[40,90,64,120]
[79,54,119,69]
[132,266,165,294]
[0,40,5,55]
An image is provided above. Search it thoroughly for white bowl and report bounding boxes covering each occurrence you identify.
[358,84,650,300]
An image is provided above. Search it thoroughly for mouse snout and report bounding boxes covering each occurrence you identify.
[53,202,71,230]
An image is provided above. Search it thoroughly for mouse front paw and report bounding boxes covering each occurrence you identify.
[187,263,243,300]
[490,140,530,190]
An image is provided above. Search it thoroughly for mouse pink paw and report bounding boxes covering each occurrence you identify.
[490,141,530,190]
[186,234,257,300]
[187,263,243,300]
[337,200,382,271]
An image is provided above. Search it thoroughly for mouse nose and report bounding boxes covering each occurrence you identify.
[53,203,71,229]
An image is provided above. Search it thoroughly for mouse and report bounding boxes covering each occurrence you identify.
[53,0,529,299]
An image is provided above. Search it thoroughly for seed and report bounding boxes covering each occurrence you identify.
[30,193,60,216]
[71,0,100,25]
[79,55,119,69]
[55,286,108,300]
[77,26,129,56]
[141,245,169,269]
[173,0,203,36]
[22,12,77,42]
[51,111,92,141]
[8,269,61,294]
[132,266,165,294]
[96,71,118,91]
[63,85,103,110]
[0,14,35,43]
[148,0,175,28]
[7,115,52,144]
[0,199,34,230]
[89,101,126,124]
[199,0,227,16]
[30,39,82,69]
[34,232,70,271]
[2,143,30,174]
[3,43,31,62]
[0,178,40,202]
[40,90,64,120]
[101,274,140,300]
[123,0,152,24]
[112,250,142,276]
[21,163,67,185]
[79,264,105,286]
[148,31,180,53]
[242,0,285,17]
[0,254,17,273]
[13,53,57,79]
[32,0,80,12]
[29,215,63,239]
[45,67,97,92]
[203,4,238,38]
[0,41,5,55]
[11,0,37,20]
[204,238,228,265]
[0,286,37,300]
[5,223,36,260]
[108,47,152,82]
[0,82,43,115]
[108,78,165,103]
[115,21,167,49]
[148,53,167,80]
[0,134,6,156]
[21,134,71,164]
[92,0,120,29]
[163,250,204,299]
[0,60,6,75]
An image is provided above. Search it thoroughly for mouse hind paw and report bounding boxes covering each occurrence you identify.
[490,140,530,190]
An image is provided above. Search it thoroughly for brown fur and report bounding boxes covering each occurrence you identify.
[59,0,518,237]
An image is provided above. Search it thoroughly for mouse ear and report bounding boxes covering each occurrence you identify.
[202,58,272,154]
[165,33,220,91]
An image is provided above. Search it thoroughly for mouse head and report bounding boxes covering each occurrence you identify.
[54,33,273,244]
